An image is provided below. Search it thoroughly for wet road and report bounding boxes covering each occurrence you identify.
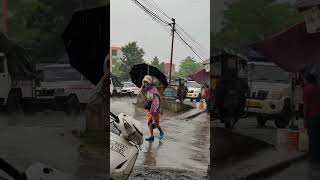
[0,111,105,180]
[111,97,210,173]
[263,159,320,180]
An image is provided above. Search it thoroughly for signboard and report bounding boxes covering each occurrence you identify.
[303,6,320,33]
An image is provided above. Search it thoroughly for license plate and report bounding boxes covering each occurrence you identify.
[246,100,261,108]
[187,93,193,96]
[110,140,128,157]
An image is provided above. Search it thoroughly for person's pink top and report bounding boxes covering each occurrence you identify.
[303,84,320,119]
[144,85,160,114]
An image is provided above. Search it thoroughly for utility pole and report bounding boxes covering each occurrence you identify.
[168,18,175,86]
[2,0,8,35]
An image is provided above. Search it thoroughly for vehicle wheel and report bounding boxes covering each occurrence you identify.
[65,95,80,116]
[257,115,267,127]
[224,117,236,129]
[6,91,22,113]
[274,99,292,128]
[190,98,194,102]
[196,96,201,102]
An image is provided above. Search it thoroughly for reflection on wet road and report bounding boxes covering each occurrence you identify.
[0,111,105,180]
[111,97,210,172]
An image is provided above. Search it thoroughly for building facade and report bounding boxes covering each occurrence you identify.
[164,63,176,77]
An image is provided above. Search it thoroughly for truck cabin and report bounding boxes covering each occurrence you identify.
[42,64,87,82]
[247,62,290,84]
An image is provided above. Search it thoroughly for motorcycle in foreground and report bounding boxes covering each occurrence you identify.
[110,112,143,180]
[0,158,72,180]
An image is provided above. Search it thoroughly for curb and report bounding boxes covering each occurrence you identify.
[237,152,308,180]
[180,110,206,120]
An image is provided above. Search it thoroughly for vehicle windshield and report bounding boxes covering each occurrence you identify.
[43,67,82,82]
[249,65,289,83]
[122,82,135,87]
[187,81,201,88]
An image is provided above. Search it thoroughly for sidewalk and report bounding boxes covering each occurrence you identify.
[213,128,307,180]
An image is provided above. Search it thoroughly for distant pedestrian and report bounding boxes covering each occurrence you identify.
[141,75,164,142]
[303,72,320,161]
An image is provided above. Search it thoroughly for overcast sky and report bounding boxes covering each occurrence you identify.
[111,0,210,69]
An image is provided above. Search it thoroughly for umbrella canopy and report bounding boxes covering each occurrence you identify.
[188,69,209,84]
[61,5,109,85]
[129,63,168,88]
[249,22,320,73]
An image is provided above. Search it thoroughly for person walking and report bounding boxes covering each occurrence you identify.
[141,75,164,142]
[303,72,320,161]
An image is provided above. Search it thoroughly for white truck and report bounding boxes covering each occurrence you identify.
[0,51,94,114]
[36,64,94,114]
[246,62,292,128]
[0,51,39,113]
[186,80,202,102]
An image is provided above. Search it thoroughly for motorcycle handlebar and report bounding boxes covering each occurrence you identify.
[0,158,26,180]
[110,112,120,123]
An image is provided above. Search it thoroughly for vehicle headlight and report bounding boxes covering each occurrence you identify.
[268,91,282,100]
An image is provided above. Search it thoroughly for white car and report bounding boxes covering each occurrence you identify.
[121,82,139,95]
[186,81,202,102]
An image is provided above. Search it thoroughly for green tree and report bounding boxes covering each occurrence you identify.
[120,42,145,80]
[212,0,303,49]
[151,56,165,73]
[177,56,203,77]
[112,56,126,81]
[1,0,104,61]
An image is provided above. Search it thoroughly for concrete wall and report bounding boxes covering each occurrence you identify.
[136,94,193,113]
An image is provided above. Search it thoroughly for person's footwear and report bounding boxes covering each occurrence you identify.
[159,132,164,140]
[145,136,154,142]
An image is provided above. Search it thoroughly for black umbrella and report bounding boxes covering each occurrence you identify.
[129,63,168,88]
[61,5,109,85]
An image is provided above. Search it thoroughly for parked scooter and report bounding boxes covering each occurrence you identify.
[0,158,73,180]
[110,112,143,180]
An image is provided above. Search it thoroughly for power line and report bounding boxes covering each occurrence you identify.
[143,0,209,58]
[176,25,210,56]
[175,28,209,59]
[130,0,209,62]
[131,0,170,25]
[175,30,206,61]
[146,0,171,20]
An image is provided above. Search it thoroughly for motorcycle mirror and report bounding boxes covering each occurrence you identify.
[110,112,120,123]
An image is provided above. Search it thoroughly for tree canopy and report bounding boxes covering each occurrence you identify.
[212,0,303,49]
[119,41,145,80]
[0,0,105,61]
[177,56,203,77]
[150,56,165,73]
